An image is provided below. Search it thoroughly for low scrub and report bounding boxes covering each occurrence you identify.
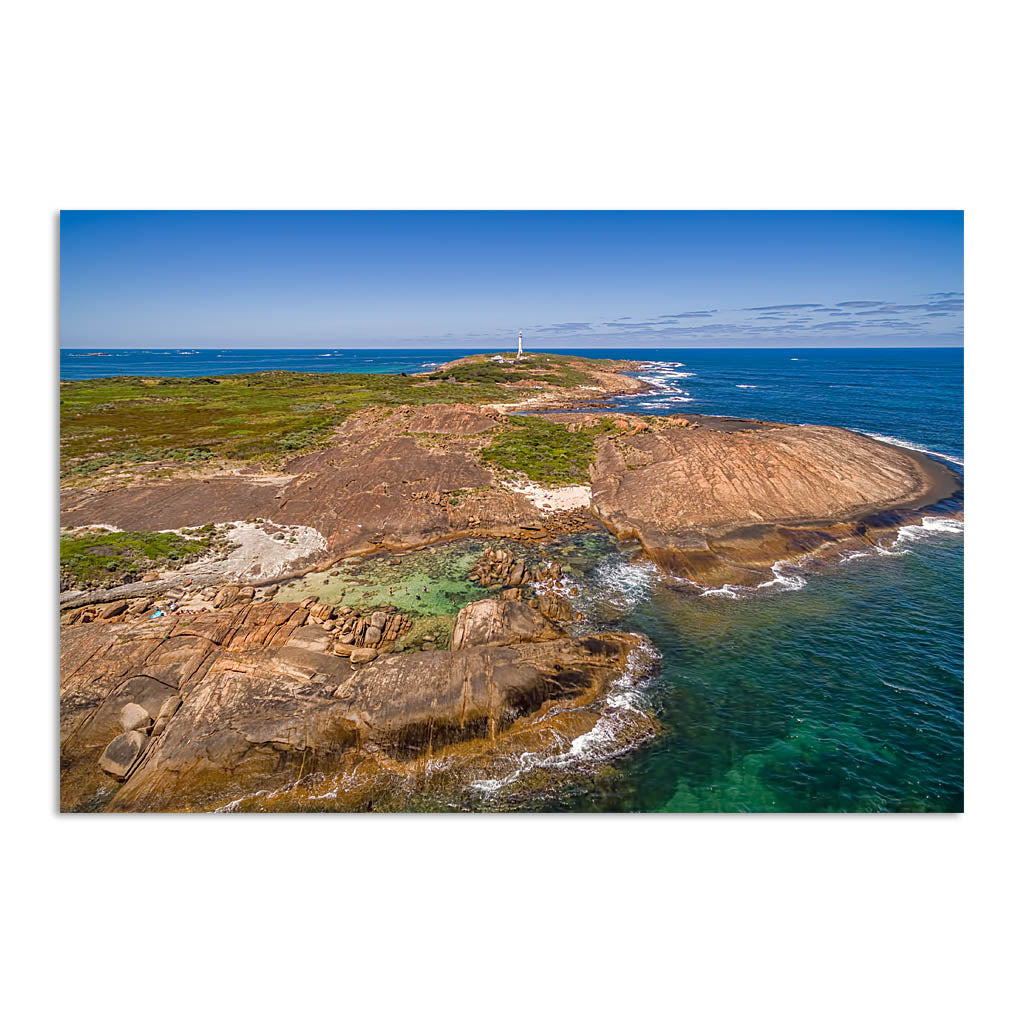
[480,416,620,485]
[60,527,217,590]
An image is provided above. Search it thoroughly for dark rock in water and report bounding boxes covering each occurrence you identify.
[98,731,148,780]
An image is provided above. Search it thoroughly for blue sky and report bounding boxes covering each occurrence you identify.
[60,211,963,348]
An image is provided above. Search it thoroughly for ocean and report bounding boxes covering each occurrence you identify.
[60,347,964,812]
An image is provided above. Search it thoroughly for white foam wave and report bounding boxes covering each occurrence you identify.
[588,557,662,612]
[695,559,808,599]
[469,639,658,797]
[840,516,964,564]
[894,516,964,545]
[736,384,758,389]
[861,432,964,467]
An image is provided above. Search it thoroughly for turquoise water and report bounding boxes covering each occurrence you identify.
[546,527,963,812]
[61,347,963,812]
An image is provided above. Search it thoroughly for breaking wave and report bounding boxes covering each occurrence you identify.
[694,560,809,600]
[589,557,662,612]
[469,638,660,797]
[861,431,964,467]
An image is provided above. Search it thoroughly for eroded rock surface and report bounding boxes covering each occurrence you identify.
[60,598,644,812]
[591,421,960,585]
[60,407,561,566]
[451,598,565,650]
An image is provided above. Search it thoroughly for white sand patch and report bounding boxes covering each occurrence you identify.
[504,480,592,512]
[187,520,327,581]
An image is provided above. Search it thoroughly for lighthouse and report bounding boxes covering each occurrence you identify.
[517,331,524,360]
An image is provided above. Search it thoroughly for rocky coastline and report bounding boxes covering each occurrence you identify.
[59,352,962,811]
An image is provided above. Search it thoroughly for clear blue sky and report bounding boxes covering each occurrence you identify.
[59,211,963,348]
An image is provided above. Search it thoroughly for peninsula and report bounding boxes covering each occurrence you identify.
[59,352,961,811]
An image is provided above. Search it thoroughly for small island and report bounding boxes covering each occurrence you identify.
[59,352,961,811]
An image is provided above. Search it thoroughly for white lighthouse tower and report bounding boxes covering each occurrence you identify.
[517,331,524,360]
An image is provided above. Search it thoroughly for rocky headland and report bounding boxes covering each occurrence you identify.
[59,352,962,811]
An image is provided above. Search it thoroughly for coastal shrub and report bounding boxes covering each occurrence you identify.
[58,355,627,480]
[60,529,216,590]
[479,416,620,485]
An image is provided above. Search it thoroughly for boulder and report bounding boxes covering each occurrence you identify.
[98,730,148,780]
[120,703,153,733]
[308,603,334,624]
[538,592,574,623]
[451,598,566,650]
[212,584,240,609]
[332,631,643,754]
[350,648,379,665]
[363,625,383,647]
[286,624,332,653]
[370,610,388,629]
[97,600,129,619]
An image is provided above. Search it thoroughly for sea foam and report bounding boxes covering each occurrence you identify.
[861,431,964,467]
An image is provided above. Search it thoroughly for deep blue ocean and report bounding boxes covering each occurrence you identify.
[60,347,963,811]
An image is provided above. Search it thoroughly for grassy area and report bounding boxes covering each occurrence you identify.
[59,354,634,481]
[479,416,622,485]
[59,527,220,590]
[59,371,511,479]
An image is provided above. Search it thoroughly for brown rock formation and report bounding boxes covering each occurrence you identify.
[60,598,645,812]
[59,406,558,565]
[591,421,960,586]
[451,598,565,650]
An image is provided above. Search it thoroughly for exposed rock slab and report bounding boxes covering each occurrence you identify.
[60,601,645,812]
[60,406,554,564]
[591,422,960,585]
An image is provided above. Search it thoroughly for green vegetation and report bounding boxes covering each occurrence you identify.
[479,416,622,485]
[60,527,218,589]
[59,370,511,479]
[59,354,630,481]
